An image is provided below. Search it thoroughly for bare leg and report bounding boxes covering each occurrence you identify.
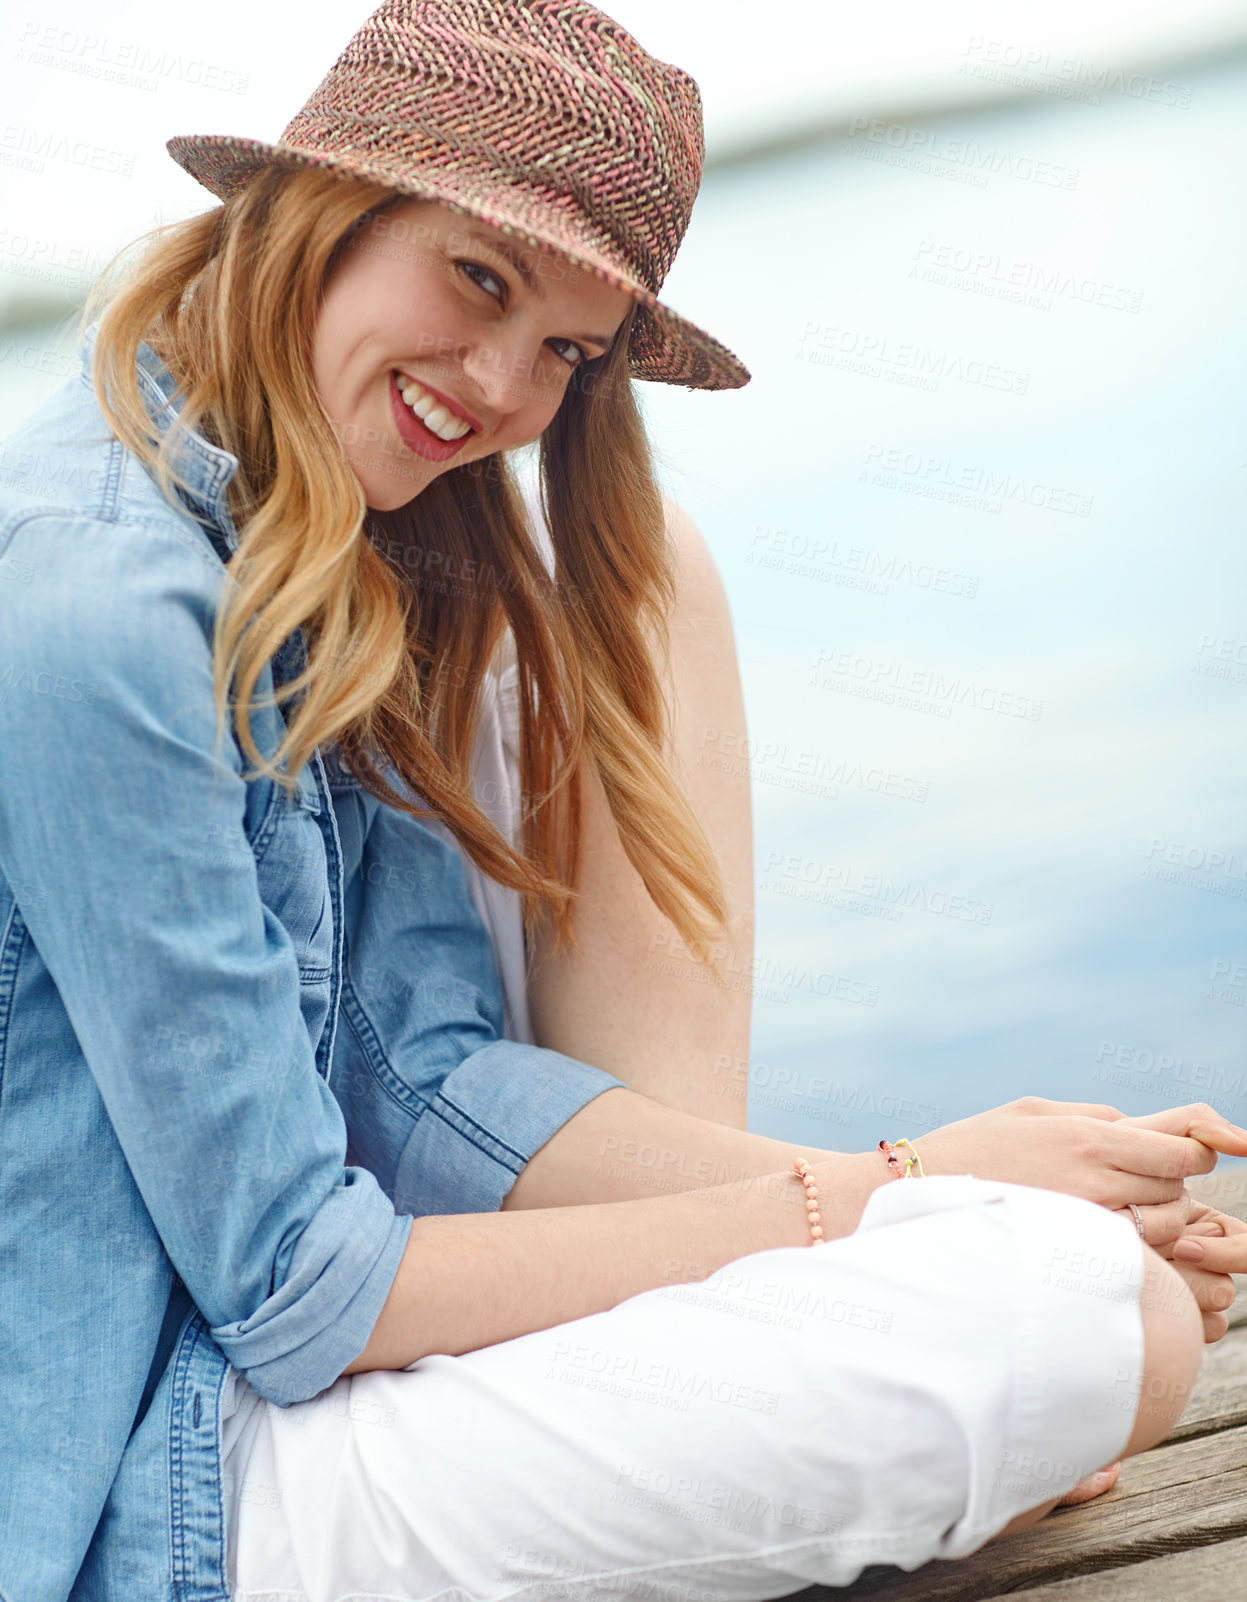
[984,1246,1204,1544]
[527,500,754,1129]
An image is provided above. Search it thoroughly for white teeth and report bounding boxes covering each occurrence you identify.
[400,385,432,417]
[395,374,472,442]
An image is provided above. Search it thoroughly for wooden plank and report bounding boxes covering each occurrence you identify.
[1170,1322,1247,1441]
[804,1423,1247,1601]
[985,1533,1247,1601]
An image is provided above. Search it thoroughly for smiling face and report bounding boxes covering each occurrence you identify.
[310,197,635,510]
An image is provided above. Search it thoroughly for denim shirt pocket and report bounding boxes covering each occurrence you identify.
[248,754,338,1076]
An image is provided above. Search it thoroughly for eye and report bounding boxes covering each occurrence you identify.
[456,259,505,299]
[548,337,589,369]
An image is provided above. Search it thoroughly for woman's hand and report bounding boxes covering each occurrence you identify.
[1102,1106,1247,1274]
[981,1102,1247,1342]
[1165,1201,1247,1342]
[912,1096,1247,1211]
[1110,1192,1195,1253]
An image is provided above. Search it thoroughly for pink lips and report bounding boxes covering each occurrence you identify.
[388,371,475,462]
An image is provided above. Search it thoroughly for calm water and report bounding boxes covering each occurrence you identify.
[2,52,1243,1156]
[640,50,1247,1148]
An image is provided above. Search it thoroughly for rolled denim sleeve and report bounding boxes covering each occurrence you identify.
[0,512,410,1408]
[333,795,626,1217]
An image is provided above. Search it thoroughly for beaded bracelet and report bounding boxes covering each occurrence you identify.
[896,1138,926,1177]
[878,1138,927,1179]
[791,1158,826,1245]
[878,1139,904,1178]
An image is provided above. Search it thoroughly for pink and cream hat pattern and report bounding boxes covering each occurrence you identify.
[166,0,750,391]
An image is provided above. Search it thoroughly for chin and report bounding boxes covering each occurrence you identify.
[367,494,419,513]
[365,474,432,512]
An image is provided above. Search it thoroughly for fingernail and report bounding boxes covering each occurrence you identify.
[1174,1238,1206,1262]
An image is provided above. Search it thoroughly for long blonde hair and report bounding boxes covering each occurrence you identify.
[81,164,729,974]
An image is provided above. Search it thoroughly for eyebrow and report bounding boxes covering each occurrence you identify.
[459,224,615,354]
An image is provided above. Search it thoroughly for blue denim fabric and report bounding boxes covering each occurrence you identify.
[0,321,626,1600]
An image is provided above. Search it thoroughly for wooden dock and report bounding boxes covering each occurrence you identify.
[796,1165,1247,1602]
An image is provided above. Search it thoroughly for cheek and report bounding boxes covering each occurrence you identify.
[310,284,367,415]
[510,395,568,449]
[386,267,461,337]
[539,392,567,431]
[309,329,334,408]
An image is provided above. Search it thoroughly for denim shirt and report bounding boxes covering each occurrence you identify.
[0,320,625,1601]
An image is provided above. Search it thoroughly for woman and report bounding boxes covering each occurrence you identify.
[1,2,1243,1599]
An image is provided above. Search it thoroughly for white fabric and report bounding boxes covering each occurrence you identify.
[220,1177,1145,1600]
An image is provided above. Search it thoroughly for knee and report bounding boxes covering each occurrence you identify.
[1122,1245,1204,1457]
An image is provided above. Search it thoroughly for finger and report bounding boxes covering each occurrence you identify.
[1100,1124,1222,1184]
[1100,1174,1187,1206]
[1114,1106,1247,1159]
[1014,1098,1124,1121]
[1180,1216,1232,1238]
[1173,1234,1247,1275]
[1116,1197,1194,1249]
[1172,1266,1236,1315]
[1202,1310,1230,1343]
[1056,1462,1121,1505]
[1178,1206,1247,1240]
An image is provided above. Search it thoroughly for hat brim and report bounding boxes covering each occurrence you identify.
[165,134,750,392]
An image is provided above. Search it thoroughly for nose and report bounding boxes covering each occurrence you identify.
[460,329,550,421]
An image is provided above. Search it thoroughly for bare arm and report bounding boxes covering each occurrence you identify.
[340,1085,871,1373]
[341,1131,883,1375]
[500,1084,831,1209]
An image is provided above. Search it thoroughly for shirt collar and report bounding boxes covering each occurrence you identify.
[80,317,242,555]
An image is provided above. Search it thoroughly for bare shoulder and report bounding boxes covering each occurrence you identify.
[658,492,726,594]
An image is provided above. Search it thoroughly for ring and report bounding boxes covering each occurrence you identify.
[1127,1203,1146,1241]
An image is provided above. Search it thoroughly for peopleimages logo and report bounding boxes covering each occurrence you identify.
[796,319,1030,397]
[748,522,982,598]
[959,36,1192,110]
[0,663,100,707]
[809,647,1045,722]
[910,239,1143,316]
[761,851,994,925]
[1142,838,1247,899]
[695,728,931,804]
[845,115,1080,190]
[14,23,250,95]
[862,440,1095,516]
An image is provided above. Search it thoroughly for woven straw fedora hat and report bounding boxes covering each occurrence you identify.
[166,0,749,392]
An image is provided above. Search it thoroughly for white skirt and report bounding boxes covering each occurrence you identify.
[219,623,1149,1601]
